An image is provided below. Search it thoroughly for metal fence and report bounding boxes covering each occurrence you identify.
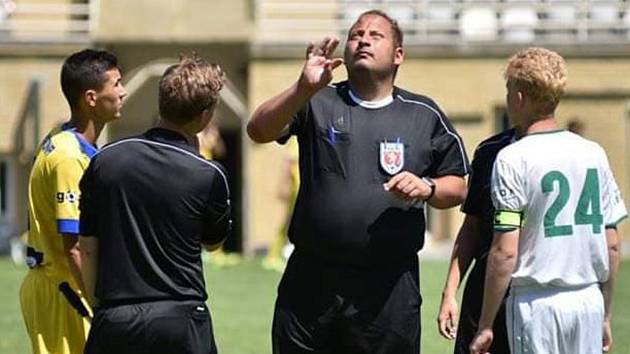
[0,1,91,43]
[255,0,630,45]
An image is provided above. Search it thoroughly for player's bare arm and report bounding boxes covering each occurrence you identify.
[601,227,620,352]
[470,229,518,354]
[383,173,466,209]
[78,236,99,307]
[247,37,344,143]
[62,234,86,294]
[438,214,481,340]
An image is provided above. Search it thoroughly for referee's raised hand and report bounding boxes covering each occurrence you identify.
[248,36,344,143]
[299,37,344,94]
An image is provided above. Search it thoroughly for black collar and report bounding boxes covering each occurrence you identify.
[143,127,198,154]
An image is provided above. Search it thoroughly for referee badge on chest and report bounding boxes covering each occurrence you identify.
[380,139,404,175]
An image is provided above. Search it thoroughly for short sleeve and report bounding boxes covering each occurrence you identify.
[79,161,97,236]
[462,148,490,215]
[600,157,628,228]
[277,103,310,145]
[52,158,85,234]
[491,154,527,231]
[202,164,232,245]
[426,108,470,177]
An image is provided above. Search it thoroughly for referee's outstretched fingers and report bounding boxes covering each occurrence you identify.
[315,36,331,56]
[323,37,340,58]
[305,41,315,59]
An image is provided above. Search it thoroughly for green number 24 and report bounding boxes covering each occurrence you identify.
[541,168,603,237]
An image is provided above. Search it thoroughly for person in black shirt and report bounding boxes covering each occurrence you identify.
[79,55,231,354]
[437,128,518,354]
[248,10,469,354]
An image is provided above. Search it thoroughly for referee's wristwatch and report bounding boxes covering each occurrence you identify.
[421,177,436,201]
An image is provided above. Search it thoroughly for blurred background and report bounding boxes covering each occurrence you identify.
[0,0,629,352]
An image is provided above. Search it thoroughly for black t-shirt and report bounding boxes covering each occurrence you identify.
[281,81,469,266]
[79,128,231,304]
[461,128,516,259]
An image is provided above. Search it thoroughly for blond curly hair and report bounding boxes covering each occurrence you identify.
[504,47,567,115]
[159,54,225,124]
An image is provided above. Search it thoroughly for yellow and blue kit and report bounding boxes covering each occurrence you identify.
[20,122,96,354]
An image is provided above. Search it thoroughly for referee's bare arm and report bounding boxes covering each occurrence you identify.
[247,37,344,143]
[62,235,86,295]
[430,175,466,208]
[79,235,99,307]
[437,214,481,340]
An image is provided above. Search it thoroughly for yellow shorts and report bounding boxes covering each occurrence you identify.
[20,268,90,354]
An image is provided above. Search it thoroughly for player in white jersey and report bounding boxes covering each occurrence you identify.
[470,47,627,354]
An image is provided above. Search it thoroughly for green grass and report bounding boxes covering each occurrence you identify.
[1,258,629,354]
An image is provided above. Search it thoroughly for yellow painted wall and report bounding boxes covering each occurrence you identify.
[0,56,73,234]
[93,0,252,43]
[0,58,71,153]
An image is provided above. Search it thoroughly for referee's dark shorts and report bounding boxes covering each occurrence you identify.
[85,299,217,354]
[272,252,421,354]
[454,254,509,354]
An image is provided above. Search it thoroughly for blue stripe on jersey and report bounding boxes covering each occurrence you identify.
[61,122,98,158]
[57,219,80,234]
[72,132,98,158]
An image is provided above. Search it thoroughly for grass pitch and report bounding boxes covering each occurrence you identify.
[0,257,628,353]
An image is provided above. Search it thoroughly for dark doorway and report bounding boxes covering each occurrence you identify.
[214,129,242,252]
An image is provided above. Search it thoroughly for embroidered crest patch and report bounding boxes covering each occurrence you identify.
[380,140,404,175]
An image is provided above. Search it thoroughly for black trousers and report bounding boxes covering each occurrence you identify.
[454,255,510,354]
[272,252,422,354]
[84,299,217,354]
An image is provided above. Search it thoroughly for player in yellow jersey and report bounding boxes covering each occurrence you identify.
[263,139,299,272]
[20,49,127,354]
[197,120,241,267]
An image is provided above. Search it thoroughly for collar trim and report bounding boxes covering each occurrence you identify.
[348,89,393,109]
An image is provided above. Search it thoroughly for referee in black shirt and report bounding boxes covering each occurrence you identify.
[437,128,519,354]
[79,55,231,354]
[248,10,469,354]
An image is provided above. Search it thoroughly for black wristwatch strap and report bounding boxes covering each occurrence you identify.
[421,177,436,201]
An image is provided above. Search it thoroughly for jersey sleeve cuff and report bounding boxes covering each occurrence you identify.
[57,219,80,234]
[605,214,628,229]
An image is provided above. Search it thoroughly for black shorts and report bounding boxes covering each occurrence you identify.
[454,256,510,354]
[85,299,217,354]
[272,252,422,354]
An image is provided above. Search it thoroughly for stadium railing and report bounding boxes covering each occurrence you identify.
[0,1,91,44]
[254,0,630,45]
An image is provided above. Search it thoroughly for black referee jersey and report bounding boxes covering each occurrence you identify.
[454,128,516,354]
[79,128,231,305]
[461,128,517,258]
[280,81,469,266]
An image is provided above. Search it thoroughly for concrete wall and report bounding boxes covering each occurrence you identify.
[0,55,74,233]
[247,56,630,252]
[103,42,249,139]
[0,58,71,153]
[93,0,253,43]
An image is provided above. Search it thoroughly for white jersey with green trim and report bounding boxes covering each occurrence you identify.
[491,130,627,288]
